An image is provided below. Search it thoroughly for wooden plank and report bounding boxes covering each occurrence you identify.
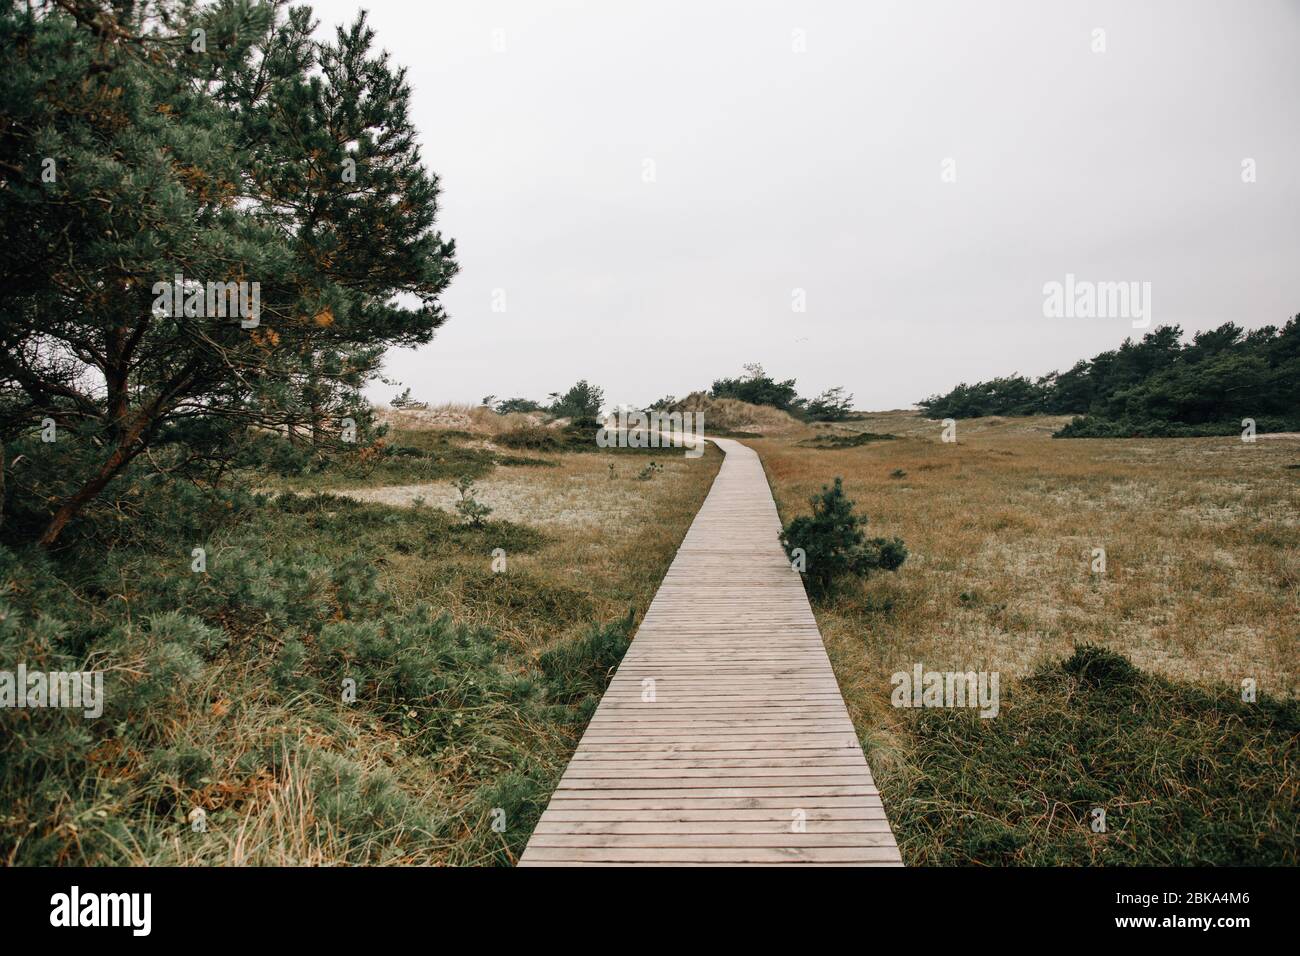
[548,786,879,799]
[532,821,896,835]
[521,847,903,864]
[527,832,901,848]
[561,766,873,779]
[537,803,886,816]
[534,797,884,810]
[566,758,869,770]
[536,808,891,822]
[570,751,863,761]
[574,739,863,749]
[518,438,900,867]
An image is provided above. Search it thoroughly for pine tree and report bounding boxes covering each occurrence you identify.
[0,1,458,544]
[779,478,906,597]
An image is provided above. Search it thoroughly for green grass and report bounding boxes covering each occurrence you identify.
[0,429,722,866]
[0,489,550,865]
[871,645,1298,865]
[797,431,898,449]
[244,428,534,491]
[495,421,691,454]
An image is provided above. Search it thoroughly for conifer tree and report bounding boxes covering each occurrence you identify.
[0,0,458,544]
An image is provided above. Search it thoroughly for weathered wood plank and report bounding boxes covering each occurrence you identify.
[532,819,896,834]
[537,796,886,810]
[521,846,903,864]
[518,438,899,867]
[527,832,901,848]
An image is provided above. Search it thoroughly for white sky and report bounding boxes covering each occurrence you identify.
[306,0,1300,411]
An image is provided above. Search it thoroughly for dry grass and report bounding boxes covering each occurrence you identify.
[336,453,697,531]
[375,403,544,436]
[756,410,1297,695]
[13,398,1289,866]
[286,435,721,863]
[246,435,721,865]
[367,446,723,656]
[667,392,804,434]
[2,408,722,867]
[751,410,1297,863]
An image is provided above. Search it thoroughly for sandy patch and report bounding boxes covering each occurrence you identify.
[335,458,700,529]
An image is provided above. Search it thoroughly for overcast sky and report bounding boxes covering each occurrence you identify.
[308,0,1300,411]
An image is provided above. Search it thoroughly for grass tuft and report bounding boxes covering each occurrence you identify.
[877,646,1298,866]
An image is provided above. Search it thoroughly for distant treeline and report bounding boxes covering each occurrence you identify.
[480,369,857,425]
[651,364,857,422]
[917,318,1300,437]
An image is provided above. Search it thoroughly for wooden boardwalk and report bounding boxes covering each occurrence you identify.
[519,438,901,866]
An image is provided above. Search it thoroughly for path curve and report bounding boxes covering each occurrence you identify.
[519,438,901,866]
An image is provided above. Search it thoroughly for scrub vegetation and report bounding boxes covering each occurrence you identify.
[754,409,1298,865]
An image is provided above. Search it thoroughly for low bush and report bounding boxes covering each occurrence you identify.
[779,478,906,598]
[0,470,642,866]
[798,432,896,449]
[880,645,1299,865]
[538,611,635,707]
[236,430,498,490]
[496,425,566,451]
[1054,415,1299,438]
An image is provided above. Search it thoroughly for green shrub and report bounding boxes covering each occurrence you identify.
[0,469,560,865]
[798,431,896,449]
[539,610,635,706]
[882,645,1300,865]
[453,476,492,527]
[389,387,427,410]
[432,568,594,630]
[710,363,802,412]
[235,433,320,477]
[239,430,497,491]
[779,478,906,598]
[547,380,604,420]
[494,397,544,415]
[0,440,656,866]
[463,770,552,865]
[1054,415,1300,438]
[496,425,563,451]
[804,386,855,422]
[492,454,556,468]
[300,746,438,863]
[920,318,1300,434]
